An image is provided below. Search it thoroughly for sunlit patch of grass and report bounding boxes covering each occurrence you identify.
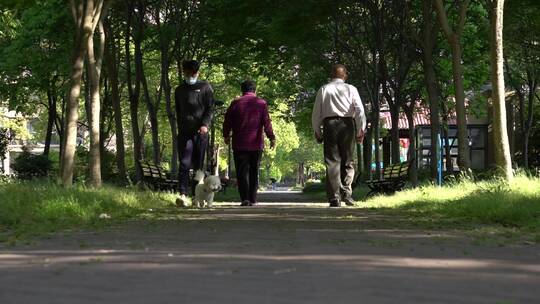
[357,174,540,230]
[0,181,176,241]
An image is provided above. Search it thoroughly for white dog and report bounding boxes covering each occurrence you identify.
[192,171,221,208]
[192,146,223,208]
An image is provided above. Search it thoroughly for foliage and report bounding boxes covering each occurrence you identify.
[0,0,70,113]
[261,116,300,181]
[12,147,52,179]
[0,0,537,188]
[0,111,30,141]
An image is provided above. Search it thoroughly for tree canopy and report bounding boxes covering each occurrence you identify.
[1,0,539,185]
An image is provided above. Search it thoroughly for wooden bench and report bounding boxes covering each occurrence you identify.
[139,161,178,192]
[365,161,410,198]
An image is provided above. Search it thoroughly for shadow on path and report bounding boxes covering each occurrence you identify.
[1,203,539,304]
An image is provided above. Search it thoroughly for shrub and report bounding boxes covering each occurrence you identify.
[303,181,326,193]
[12,147,52,179]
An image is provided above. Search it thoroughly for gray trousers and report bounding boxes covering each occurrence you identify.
[323,117,356,202]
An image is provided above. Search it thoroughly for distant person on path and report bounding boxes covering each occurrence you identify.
[223,80,276,206]
[312,64,366,207]
[270,177,277,191]
[175,60,215,207]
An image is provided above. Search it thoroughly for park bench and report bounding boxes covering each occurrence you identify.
[139,161,178,192]
[365,161,410,198]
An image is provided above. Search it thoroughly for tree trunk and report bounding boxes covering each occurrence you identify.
[100,77,110,161]
[489,0,512,180]
[86,19,105,188]
[450,41,471,173]
[363,126,373,179]
[504,58,534,168]
[43,85,57,156]
[404,108,418,186]
[434,0,471,173]
[57,94,66,174]
[161,41,178,174]
[389,104,400,164]
[61,0,95,187]
[105,22,127,185]
[424,59,441,179]
[506,97,515,157]
[373,49,382,179]
[522,86,536,168]
[373,99,381,179]
[382,136,391,168]
[421,0,441,181]
[126,2,143,182]
[135,2,160,164]
[441,101,454,174]
[298,162,305,187]
[140,68,160,164]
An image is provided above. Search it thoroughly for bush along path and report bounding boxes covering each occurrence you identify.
[1,178,540,303]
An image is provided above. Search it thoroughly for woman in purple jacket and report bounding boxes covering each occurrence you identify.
[223,80,276,206]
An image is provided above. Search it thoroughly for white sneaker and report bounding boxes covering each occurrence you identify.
[176,194,189,208]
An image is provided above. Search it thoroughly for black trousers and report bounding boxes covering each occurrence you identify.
[177,132,208,195]
[323,117,356,202]
[233,150,262,203]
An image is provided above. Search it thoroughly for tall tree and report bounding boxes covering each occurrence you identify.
[104,16,127,184]
[61,0,110,186]
[504,0,540,168]
[135,0,160,164]
[417,0,442,180]
[487,0,512,180]
[125,0,143,182]
[86,16,107,187]
[434,0,472,173]
[155,0,177,173]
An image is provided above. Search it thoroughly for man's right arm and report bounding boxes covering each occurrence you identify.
[311,88,324,141]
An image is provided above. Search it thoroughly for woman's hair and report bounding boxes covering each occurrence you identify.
[241,80,256,93]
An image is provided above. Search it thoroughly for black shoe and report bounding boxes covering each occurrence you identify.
[329,200,341,207]
[342,198,355,206]
[240,200,250,207]
[248,201,258,206]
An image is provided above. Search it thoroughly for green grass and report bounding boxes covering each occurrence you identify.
[1,175,539,244]
[357,175,540,230]
[0,181,175,242]
[303,175,540,232]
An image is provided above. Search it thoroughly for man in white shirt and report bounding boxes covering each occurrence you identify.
[312,64,366,207]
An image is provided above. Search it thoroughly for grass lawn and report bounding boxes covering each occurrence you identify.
[0,181,175,244]
[1,175,539,244]
[305,175,540,238]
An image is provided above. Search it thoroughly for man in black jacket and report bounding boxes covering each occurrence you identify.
[174,60,214,207]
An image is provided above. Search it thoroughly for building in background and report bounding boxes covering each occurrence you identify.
[375,101,489,172]
[0,108,60,175]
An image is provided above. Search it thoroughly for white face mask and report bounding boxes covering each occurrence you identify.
[186,76,198,85]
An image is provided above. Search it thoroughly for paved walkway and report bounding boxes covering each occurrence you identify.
[1,193,539,303]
